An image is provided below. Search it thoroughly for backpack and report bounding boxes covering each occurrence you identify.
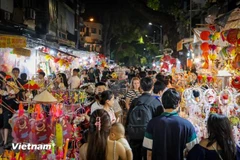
[127,98,154,140]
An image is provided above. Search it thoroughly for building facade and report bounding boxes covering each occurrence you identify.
[80,21,103,52]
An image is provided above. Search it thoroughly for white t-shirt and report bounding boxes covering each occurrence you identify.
[68,76,81,89]
[118,138,131,151]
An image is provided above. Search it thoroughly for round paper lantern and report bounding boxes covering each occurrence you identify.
[201,42,210,51]
[227,29,238,44]
[200,31,211,40]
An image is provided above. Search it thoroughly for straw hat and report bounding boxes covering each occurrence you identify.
[33,90,57,103]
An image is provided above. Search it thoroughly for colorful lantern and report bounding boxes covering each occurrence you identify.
[200,31,211,41]
[200,42,210,51]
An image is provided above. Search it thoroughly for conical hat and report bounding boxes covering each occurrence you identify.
[33,90,57,103]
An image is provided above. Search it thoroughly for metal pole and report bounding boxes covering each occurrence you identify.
[190,0,192,38]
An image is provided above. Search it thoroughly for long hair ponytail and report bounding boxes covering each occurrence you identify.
[207,114,236,160]
[86,109,111,160]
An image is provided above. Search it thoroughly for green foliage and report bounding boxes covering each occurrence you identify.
[147,0,160,11]
[140,57,148,65]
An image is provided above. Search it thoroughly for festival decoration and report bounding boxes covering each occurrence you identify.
[226,29,239,44]
[200,31,211,41]
[232,76,240,90]
[23,80,40,90]
[200,42,210,51]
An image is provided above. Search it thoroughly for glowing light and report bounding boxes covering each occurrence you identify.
[90,18,94,22]
[50,50,55,55]
[152,63,156,67]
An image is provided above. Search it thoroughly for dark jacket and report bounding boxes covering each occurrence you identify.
[126,93,164,127]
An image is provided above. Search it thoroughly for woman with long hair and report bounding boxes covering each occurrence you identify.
[125,77,141,110]
[97,90,117,124]
[79,109,126,160]
[187,114,240,160]
[55,73,68,90]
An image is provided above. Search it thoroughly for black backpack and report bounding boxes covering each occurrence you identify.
[127,98,154,140]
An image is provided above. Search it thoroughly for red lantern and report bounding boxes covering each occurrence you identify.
[200,42,209,51]
[200,31,211,40]
[227,29,238,44]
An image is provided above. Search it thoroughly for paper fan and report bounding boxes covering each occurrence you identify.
[33,90,58,103]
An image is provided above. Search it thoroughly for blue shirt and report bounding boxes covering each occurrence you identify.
[143,111,197,160]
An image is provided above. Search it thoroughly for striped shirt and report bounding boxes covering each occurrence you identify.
[126,90,140,104]
[143,111,197,160]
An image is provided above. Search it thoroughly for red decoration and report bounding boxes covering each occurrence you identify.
[232,76,240,90]
[162,55,171,61]
[23,83,40,90]
[197,75,202,82]
[37,69,44,73]
[227,29,238,44]
[200,31,211,40]
[5,75,12,80]
[54,58,60,63]
[207,76,213,82]
[238,39,240,45]
[170,58,176,64]
[200,42,210,51]
[209,25,216,32]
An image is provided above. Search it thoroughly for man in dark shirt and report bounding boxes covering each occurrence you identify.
[143,88,197,160]
[126,77,163,160]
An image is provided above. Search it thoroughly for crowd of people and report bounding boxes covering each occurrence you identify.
[0,65,240,160]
